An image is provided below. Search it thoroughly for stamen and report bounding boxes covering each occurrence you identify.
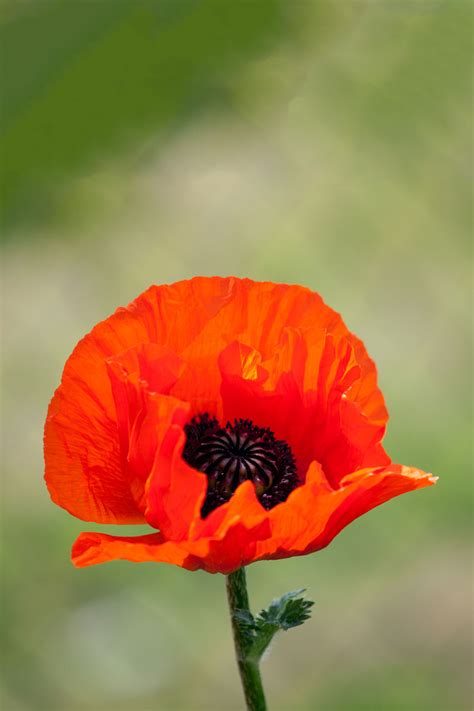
[182,413,299,517]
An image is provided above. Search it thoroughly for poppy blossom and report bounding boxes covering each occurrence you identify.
[44,277,436,573]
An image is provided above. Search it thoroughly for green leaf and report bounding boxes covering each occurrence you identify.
[255,588,314,631]
[233,588,314,663]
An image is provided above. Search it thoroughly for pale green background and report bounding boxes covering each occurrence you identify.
[1,1,472,710]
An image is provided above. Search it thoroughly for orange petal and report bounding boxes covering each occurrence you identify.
[44,278,246,522]
[72,531,200,570]
[72,464,435,572]
[189,479,267,541]
[218,331,389,484]
[144,424,207,540]
[252,462,437,561]
[72,485,271,574]
[106,344,189,512]
[44,388,142,524]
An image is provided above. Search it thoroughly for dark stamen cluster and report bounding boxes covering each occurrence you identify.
[182,413,299,517]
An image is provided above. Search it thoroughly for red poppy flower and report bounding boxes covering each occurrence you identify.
[44,277,436,573]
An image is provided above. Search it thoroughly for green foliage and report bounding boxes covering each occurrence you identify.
[0,0,294,236]
[257,588,314,630]
[234,589,314,663]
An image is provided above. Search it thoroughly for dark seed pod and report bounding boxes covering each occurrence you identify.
[182,413,299,517]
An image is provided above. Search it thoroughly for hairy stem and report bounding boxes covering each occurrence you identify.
[226,568,267,711]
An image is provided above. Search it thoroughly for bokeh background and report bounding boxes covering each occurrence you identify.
[2,1,472,709]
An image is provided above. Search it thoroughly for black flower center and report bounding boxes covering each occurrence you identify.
[183,413,299,517]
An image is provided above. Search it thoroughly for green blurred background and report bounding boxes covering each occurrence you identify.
[1,1,472,709]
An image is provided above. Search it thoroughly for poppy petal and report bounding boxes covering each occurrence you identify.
[144,424,207,540]
[106,344,189,512]
[218,331,389,484]
[44,389,142,524]
[72,531,199,569]
[189,480,267,541]
[72,483,271,573]
[252,462,436,562]
[44,278,244,522]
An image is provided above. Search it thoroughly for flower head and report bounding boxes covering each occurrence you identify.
[44,277,436,573]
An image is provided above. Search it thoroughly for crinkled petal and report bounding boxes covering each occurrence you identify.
[218,331,389,485]
[144,424,207,540]
[72,532,199,570]
[72,464,435,571]
[72,484,271,573]
[106,344,189,512]
[189,480,267,541]
[44,389,142,524]
[44,278,244,522]
[251,463,437,562]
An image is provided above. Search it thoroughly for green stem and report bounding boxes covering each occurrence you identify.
[226,568,267,711]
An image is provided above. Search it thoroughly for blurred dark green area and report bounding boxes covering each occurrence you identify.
[1,0,300,234]
[2,1,472,710]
